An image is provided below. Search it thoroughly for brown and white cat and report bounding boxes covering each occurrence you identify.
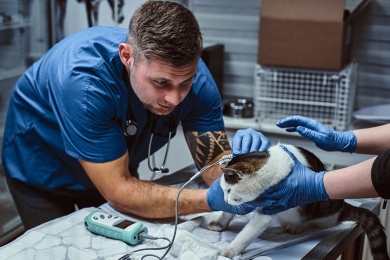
[201,143,389,260]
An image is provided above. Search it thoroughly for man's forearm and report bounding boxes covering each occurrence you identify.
[202,165,224,186]
[81,152,212,219]
[109,177,211,218]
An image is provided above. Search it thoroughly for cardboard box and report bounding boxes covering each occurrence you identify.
[257,0,371,71]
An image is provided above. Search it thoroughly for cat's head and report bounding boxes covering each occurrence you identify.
[220,152,270,205]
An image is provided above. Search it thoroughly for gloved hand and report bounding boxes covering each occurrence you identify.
[259,145,329,215]
[206,178,268,215]
[232,128,271,156]
[276,115,357,153]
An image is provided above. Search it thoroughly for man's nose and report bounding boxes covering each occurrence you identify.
[164,89,182,105]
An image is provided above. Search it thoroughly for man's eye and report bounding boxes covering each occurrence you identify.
[155,80,167,86]
[181,78,194,86]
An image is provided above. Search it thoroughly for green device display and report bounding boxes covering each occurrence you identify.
[84,210,148,245]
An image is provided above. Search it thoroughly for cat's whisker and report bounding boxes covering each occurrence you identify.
[236,205,247,215]
[241,202,256,209]
[231,205,240,215]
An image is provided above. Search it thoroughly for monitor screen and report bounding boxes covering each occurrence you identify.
[113,220,136,229]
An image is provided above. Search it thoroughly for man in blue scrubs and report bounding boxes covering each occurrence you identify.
[2,1,270,230]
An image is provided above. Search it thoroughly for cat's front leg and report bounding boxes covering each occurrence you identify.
[220,209,274,258]
[201,211,235,231]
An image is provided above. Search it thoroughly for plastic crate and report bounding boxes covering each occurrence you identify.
[254,61,357,131]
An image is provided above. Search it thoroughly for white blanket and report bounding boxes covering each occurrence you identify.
[0,203,357,260]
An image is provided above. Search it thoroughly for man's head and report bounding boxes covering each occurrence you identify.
[127,0,202,67]
[119,1,203,116]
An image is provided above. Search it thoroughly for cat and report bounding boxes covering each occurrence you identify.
[201,143,389,260]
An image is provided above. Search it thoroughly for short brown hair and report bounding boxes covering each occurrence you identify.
[127,0,203,67]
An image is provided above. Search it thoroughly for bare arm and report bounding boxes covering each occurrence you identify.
[323,157,379,199]
[184,130,232,186]
[354,123,390,154]
[324,124,390,198]
[79,152,211,218]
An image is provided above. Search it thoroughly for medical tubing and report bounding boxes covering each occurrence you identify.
[159,169,203,259]
[139,232,158,240]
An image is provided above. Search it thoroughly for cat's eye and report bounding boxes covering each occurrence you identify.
[227,189,231,194]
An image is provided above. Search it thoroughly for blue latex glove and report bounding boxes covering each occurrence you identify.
[232,128,271,156]
[276,116,357,153]
[206,178,268,215]
[259,145,329,215]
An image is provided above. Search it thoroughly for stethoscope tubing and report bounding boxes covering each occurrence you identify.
[147,114,173,174]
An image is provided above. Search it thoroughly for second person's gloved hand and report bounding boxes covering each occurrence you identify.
[259,145,329,214]
[206,178,268,215]
[232,128,271,156]
[276,115,357,153]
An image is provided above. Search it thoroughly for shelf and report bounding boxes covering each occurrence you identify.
[223,115,300,137]
[0,67,26,81]
[0,16,30,31]
[223,116,257,129]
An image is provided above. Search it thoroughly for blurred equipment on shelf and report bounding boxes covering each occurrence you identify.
[223,98,254,118]
[257,0,371,71]
[353,104,390,124]
[201,43,224,99]
[254,61,357,131]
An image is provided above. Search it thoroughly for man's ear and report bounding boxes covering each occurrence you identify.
[119,43,134,67]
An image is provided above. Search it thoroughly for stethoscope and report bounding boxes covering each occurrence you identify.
[124,110,173,174]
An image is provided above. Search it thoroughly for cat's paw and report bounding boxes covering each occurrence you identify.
[284,223,304,234]
[201,211,233,231]
[220,247,241,259]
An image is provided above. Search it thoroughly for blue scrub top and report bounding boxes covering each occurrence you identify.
[2,26,224,194]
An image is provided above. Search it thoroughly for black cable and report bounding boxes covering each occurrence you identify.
[119,235,171,260]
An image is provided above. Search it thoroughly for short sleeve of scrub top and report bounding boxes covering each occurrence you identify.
[57,71,127,163]
[48,27,128,163]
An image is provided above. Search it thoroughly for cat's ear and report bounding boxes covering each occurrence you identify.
[221,168,234,176]
[222,168,242,179]
[222,168,242,184]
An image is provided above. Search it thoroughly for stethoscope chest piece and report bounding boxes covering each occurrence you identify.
[125,120,138,137]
